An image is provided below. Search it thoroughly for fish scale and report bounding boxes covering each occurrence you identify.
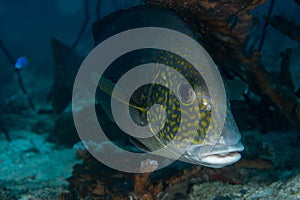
[129,50,212,151]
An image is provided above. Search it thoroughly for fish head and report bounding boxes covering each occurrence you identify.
[132,53,244,168]
[181,105,244,168]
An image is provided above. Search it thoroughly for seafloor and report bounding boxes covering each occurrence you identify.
[0,108,300,199]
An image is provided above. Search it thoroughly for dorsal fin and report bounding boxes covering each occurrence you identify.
[50,37,82,114]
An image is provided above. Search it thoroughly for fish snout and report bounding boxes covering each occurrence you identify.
[181,108,244,168]
[182,141,244,168]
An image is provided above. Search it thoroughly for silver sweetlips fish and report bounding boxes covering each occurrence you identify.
[93,6,244,168]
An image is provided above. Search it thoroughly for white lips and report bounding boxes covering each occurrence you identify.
[200,152,241,166]
[180,142,244,168]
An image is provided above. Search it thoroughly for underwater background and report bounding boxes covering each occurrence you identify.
[0,0,300,199]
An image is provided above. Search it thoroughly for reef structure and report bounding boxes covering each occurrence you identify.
[144,0,300,131]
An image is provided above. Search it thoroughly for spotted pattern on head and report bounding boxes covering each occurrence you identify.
[134,50,215,149]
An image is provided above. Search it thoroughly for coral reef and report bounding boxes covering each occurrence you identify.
[144,0,265,59]
[68,145,275,199]
[67,128,300,200]
[188,172,300,199]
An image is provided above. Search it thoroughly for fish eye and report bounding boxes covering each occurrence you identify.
[177,81,196,105]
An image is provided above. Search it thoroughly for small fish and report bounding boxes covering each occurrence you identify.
[93,6,244,168]
[15,56,29,69]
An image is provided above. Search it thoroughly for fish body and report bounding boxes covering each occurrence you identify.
[93,6,244,168]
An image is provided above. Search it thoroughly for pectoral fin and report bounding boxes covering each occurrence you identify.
[89,72,146,122]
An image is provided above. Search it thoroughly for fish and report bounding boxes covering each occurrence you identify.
[92,6,244,168]
[15,56,29,69]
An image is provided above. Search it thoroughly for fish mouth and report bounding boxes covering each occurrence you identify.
[182,141,244,168]
[199,151,241,168]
